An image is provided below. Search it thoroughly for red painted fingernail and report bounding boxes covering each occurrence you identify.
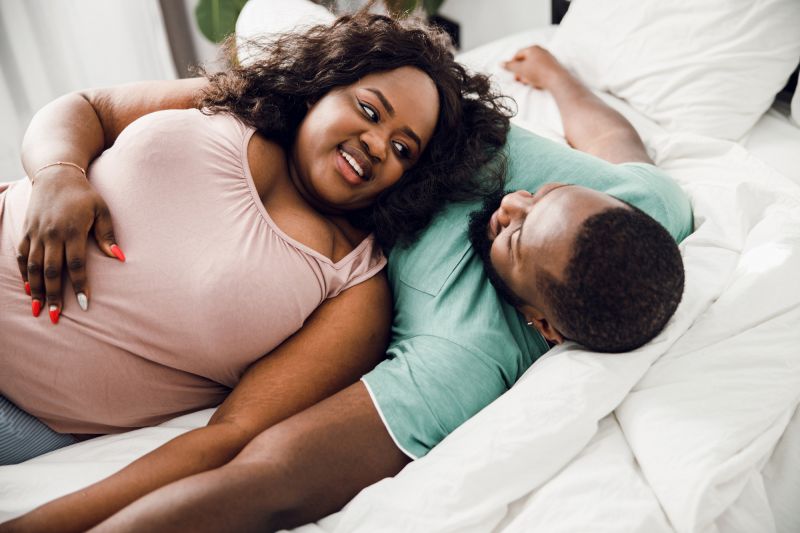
[32,299,41,317]
[110,244,126,262]
[49,305,60,325]
[24,281,30,296]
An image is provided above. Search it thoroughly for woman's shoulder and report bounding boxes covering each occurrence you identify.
[247,131,286,202]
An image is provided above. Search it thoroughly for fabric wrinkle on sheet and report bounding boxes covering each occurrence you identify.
[0,109,386,435]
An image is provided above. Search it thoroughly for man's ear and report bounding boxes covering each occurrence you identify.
[527,315,565,345]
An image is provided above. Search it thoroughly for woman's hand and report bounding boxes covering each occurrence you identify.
[502,45,566,90]
[17,166,123,323]
[16,80,208,322]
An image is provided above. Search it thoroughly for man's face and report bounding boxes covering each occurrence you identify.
[469,183,628,338]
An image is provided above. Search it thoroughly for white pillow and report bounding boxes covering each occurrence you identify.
[236,0,335,65]
[549,0,800,140]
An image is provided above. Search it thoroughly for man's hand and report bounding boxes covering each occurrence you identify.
[502,45,566,90]
[503,44,652,164]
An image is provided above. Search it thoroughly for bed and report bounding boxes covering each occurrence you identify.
[2,1,799,531]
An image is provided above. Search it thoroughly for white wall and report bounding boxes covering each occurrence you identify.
[185,0,553,68]
[439,0,551,51]
[0,0,176,181]
[182,0,226,71]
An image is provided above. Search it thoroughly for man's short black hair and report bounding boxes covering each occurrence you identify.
[538,205,685,353]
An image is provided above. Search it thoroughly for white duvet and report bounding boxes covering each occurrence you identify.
[2,29,799,533]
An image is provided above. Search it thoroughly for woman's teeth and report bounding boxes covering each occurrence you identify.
[340,149,364,178]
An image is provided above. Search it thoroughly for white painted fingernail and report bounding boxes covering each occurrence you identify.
[77,292,89,311]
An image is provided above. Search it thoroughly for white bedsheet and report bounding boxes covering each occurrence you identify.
[2,27,799,533]
[740,105,800,187]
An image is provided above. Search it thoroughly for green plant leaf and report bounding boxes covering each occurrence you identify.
[422,0,445,15]
[383,0,421,17]
[195,0,249,43]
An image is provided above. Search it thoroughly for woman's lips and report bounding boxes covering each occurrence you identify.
[339,144,373,181]
[336,149,365,186]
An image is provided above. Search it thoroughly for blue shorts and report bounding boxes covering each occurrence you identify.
[0,396,77,464]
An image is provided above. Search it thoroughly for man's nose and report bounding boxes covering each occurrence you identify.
[498,190,533,226]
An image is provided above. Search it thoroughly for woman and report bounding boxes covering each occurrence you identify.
[0,12,509,531]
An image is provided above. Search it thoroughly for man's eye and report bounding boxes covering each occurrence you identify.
[511,228,521,260]
[359,102,378,122]
[392,140,411,159]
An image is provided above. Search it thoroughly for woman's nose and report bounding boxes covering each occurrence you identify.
[361,129,388,162]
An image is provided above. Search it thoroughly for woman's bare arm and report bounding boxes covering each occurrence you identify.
[21,78,208,176]
[17,78,208,318]
[1,273,391,533]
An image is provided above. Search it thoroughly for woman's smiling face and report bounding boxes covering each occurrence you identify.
[290,66,439,212]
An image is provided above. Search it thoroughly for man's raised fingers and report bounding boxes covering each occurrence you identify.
[65,237,89,311]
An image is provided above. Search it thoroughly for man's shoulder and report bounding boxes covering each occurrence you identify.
[388,247,549,368]
[502,125,692,241]
[387,198,477,294]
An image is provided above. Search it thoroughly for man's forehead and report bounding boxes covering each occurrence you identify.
[519,185,622,280]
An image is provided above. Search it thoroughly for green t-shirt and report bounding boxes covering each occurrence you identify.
[362,125,693,459]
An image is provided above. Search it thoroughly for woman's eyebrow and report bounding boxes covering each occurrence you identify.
[366,88,422,150]
[366,88,394,115]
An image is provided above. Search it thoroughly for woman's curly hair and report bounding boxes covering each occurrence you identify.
[198,11,512,249]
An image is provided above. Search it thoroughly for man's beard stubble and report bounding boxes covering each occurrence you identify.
[467,190,527,308]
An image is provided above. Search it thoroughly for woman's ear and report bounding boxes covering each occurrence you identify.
[527,316,565,345]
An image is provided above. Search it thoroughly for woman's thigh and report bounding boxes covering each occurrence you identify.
[0,396,77,465]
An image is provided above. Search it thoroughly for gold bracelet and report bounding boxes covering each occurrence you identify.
[33,161,87,180]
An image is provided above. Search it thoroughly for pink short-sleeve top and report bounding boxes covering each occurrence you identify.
[0,109,386,434]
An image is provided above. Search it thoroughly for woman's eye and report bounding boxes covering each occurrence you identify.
[392,141,411,159]
[359,102,378,122]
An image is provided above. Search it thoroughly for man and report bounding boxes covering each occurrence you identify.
[76,47,690,532]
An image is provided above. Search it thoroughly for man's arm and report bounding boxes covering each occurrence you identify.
[504,46,652,165]
[1,273,391,533]
[91,382,409,533]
